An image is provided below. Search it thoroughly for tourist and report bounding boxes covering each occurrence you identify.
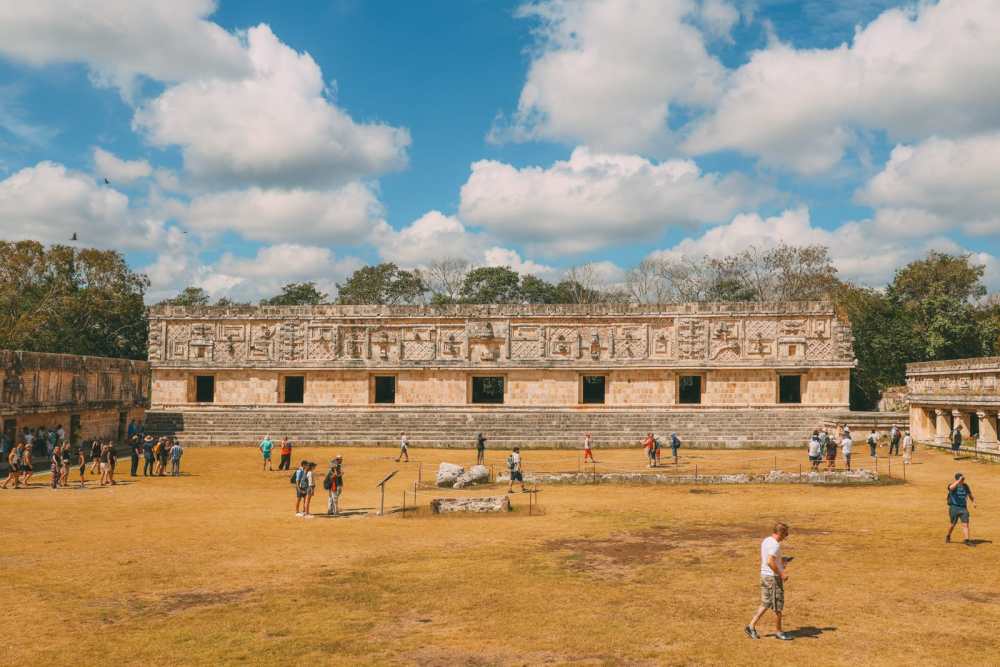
[21,442,33,487]
[951,425,963,458]
[56,424,65,444]
[51,444,62,489]
[89,439,101,474]
[818,428,830,460]
[653,433,663,466]
[476,433,486,465]
[99,442,111,486]
[59,441,70,487]
[643,433,656,468]
[745,522,792,641]
[129,435,141,476]
[842,430,853,471]
[293,460,308,516]
[324,459,343,515]
[127,419,138,440]
[302,462,317,517]
[158,437,170,476]
[1,443,21,489]
[807,432,822,471]
[670,433,681,465]
[583,433,594,463]
[46,427,57,458]
[77,443,87,488]
[259,434,274,471]
[278,437,293,471]
[507,447,525,493]
[889,425,901,456]
[170,440,183,476]
[867,429,878,459]
[824,435,838,470]
[903,431,914,464]
[946,473,976,546]
[107,442,119,485]
[142,435,155,476]
[396,432,409,463]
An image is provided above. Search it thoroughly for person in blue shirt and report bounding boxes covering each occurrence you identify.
[946,472,976,545]
[259,434,274,471]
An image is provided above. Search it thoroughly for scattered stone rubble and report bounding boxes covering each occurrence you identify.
[430,496,511,513]
[436,462,491,489]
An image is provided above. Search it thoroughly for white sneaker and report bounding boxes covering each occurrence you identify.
[295,512,303,517]
[304,514,314,519]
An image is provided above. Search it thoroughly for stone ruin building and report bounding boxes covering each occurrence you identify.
[907,356,1000,451]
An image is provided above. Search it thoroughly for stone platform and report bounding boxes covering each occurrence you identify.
[141,406,893,449]
[497,469,881,485]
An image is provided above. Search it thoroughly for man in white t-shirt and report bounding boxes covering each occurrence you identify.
[395,432,409,463]
[745,522,792,641]
[841,433,853,471]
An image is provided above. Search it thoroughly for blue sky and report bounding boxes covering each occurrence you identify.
[1,0,998,301]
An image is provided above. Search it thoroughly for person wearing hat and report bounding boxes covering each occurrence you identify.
[142,435,155,476]
[326,456,344,515]
[946,472,976,545]
[129,434,142,476]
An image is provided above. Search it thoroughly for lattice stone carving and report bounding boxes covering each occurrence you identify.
[745,320,777,358]
[340,327,367,359]
[308,325,338,361]
[676,319,707,360]
[167,324,191,361]
[511,326,543,360]
[613,325,648,359]
[834,325,854,360]
[437,328,466,360]
[547,327,578,358]
[402,328,436,361]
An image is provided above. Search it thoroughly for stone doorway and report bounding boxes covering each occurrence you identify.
[471,376,504,404]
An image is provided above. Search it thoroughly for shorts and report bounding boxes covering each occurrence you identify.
[949,506,970,524]
[825,451,837,461]
[100,462,109,473]
[511,470,523,482]
[307,487,315,496]
[263,453,272,460]
[296,490,307,498]
[760,576,784,612]
[808,455,820,463]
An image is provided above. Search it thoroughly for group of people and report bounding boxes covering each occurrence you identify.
[135,435,184,477]
[806,424,913,471]
[290,456,344,517]
[258,435,294,471]
[642,432,682,467]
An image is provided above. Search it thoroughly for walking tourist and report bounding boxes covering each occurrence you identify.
[59,442,70,487]
[824,435,838,470]
[643,433,656,468]
[302,462,317,517]
[807,432,822,471]
[77,443,86,487]
[142,435,155,476]
[21,442,33,487]
[51,445,62,488]
[293,460,308,516]
[99,442,111,486]
[130,435,141,476]
[818,428,830,460]
[170,440,183,476]
[507,447,525,493]
[842,431,853,470]
[867,429,878,459]
[889,425,901,456]
[951,425,964,458]
[324,458,343,515]
[946,473,976,545]
[476,433,486,465]
[583,433,594,463]
[745,522,792,641]
[89,439,101,474]
[259,434,274,471]
[396,432,409,463]
[1,443,21,489]
[278,437,293,470]
[670,433,681,464]
[903,431,914,464]
[46,428,57,458]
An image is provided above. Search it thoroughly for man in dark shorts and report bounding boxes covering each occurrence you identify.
[476,433,486,466]
[824,436,837,470]
[142,435,155,476]
[946,473,976,545]
[951,425,963,458]
[507,447,525,493]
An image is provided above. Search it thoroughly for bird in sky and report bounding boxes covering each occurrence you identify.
[104,178,110,185]
[70,233,78,241]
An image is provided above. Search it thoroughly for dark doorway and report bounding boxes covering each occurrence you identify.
[970,412,980,437]
[195,375,215,403]
[116,411,128,445]
[779,375,802,404]
[472,376,505,404]
[582,376,606,404]
[3,419,15,470]
[69,414,81,447]
[283,376,305,404]
[678,375,702,404]
[374,376,396,404]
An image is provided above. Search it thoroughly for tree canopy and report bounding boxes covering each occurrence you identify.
[260,282,328,306]
[336,263,427,305]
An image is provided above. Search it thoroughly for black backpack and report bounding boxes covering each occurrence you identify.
[289,470,299,484]
[322,471,333,491]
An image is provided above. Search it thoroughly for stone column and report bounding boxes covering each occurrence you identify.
[977,410,999,451]
[954,409,972,441]
[934,409,951,445]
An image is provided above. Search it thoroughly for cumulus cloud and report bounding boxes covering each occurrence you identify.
[93,147,151,184]
[183,182,384,245]
[0,0,249,97]
[133,24,410,189]
[0,161,163,249]
[493,0,725,152]
[481,247,556,277]
[685,0,1000,173]
[859,133,1000,235]
[458,147,766,255]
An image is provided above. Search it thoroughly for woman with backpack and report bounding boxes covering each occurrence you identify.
[293,460,308,516]
[325,458,343,515]
[670,433,682,465]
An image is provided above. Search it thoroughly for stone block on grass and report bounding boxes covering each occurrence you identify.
[436,462,464,487]
[430,496,511,514]
[453,464,489,489]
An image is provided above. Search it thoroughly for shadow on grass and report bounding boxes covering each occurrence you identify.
[784,626,837,640]
[967,539,993,546]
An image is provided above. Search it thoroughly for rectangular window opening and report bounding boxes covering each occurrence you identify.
[582,376,606,404]
[374,376,396,404]
[779,375,802,404]
[678,375,702,405]
[283,376,305,404]
[195,375,215,403]
[471,376,505,404]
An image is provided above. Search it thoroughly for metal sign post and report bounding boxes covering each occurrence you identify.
[376,470,399,516]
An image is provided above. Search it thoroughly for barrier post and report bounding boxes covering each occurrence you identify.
[418,463,422,485]
[401,491,406,517]
[694,464,698,483]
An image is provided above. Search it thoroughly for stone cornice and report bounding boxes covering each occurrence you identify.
[907,357,1000,375]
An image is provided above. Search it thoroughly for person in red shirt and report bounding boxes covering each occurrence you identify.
[278,437,293,471]
[643,433,656,468]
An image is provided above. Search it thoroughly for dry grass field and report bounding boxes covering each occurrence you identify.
[2,443,999,666]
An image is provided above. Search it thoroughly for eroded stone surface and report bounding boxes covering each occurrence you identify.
[453,464,490,488]
[436,463,464,487]
[430,496,511,513]
[496,469,879,485]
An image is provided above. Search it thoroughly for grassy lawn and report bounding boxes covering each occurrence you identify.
[2,444,998,665]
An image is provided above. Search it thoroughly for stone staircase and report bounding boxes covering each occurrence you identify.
[143,407,865,449]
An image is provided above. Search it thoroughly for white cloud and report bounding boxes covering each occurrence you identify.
[93,147,151,184]
[698,0,741,42]
[482,247,556,277]
[133,24,409,189]
[458,146,766,255]
[0,0,250,97]
[184,182,384,245]
[494,0,725,152]
[685,0,1000,173]
[0,161,162,249]
[859,133,1000,235]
